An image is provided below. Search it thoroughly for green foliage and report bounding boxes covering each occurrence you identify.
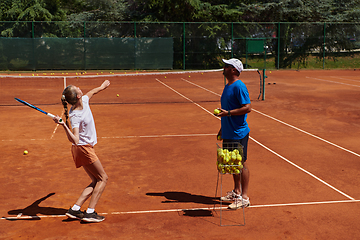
[130,0,243,22]
[0,0,359,70]
[65,0,130,21]
[1,0,359,23]
[0,0,66,21]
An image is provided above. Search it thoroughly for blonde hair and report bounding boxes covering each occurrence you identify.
[61,85,78,127]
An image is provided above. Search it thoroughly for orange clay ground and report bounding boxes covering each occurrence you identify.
[0,69,360,239]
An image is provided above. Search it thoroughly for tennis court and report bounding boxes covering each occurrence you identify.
[0,69,359,239]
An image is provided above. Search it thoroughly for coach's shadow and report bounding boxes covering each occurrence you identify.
[5,193,67,221]
[146,191,226,205]
[146,191,229,218]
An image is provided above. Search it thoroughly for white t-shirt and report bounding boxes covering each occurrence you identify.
[69,95,97,146]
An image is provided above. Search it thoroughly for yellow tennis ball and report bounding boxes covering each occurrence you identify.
[23,150,28,155]
[231,152,237,161]
[117,94,119,97]
[214,109,221,115]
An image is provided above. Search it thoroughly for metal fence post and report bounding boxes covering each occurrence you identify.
[32,21,35,71]
[183,22,186,70]
[277,22,280,69]
[323,23,326,69]
[231,22,234,58]
[84,21,86,70]
[134,21,137,70]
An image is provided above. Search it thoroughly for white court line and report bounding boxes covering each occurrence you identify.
[330,76,360,83]
[0,69,223,79]
[101,133,216,139]
[179,76,360,158]
[252,109,360,158]
[2,75,357,221]
[2,199,359,220]
[155,78,220,120]
[159,77,356,200]
[250,137,355,200]
[50,112,64,139]
[181,78,221,96]
[306,76,360,87]
[50,124,60,139]
[1,134,217,142]
[1,139,48,142]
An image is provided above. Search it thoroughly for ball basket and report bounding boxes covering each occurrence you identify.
[216,141,244,175]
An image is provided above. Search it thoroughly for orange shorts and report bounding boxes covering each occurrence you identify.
[71,144,99,168]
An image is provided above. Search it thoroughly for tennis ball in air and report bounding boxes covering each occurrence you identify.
[23,150,28,155]
[214,109,221,115]
[117,94,119,97]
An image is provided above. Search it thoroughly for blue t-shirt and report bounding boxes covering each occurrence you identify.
[221,80,251,140]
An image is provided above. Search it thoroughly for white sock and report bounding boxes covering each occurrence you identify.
[86,208,95,214]
[72,204,81,211]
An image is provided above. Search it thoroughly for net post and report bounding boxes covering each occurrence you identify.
[64,77,66,89]
[261,69,266,100]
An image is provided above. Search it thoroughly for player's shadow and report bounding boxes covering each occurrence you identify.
[5,193,67,221]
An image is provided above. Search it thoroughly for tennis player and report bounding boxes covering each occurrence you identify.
[53,80,110,222]
[215,58,251,209]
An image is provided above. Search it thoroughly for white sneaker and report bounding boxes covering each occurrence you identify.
[228,197,250,209]
[220,190,241,201]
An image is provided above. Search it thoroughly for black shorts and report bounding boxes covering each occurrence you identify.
[223,133,249,162]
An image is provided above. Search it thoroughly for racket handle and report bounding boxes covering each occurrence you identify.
[47,113,63,123]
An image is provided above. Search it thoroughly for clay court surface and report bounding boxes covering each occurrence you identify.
[0,69,359,239]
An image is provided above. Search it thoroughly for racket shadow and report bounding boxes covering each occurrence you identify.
[5,193,67,221]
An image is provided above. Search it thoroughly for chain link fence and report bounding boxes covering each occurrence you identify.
[0,21,359,71]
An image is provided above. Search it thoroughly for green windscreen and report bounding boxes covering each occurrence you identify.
[0,37,173,70]
[247,39,265,53]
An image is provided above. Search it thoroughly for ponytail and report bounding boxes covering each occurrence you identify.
[61,95,70,128]
[61,85,78,128]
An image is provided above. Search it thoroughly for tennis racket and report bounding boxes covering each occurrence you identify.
[14,98,62,122]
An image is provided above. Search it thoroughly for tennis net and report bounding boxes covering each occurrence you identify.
[0,69,264,107]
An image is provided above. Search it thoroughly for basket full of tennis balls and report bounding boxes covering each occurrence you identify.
[216,143,243,175]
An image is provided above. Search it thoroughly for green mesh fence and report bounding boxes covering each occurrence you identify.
[0,21,359,71]
[0,37,173,70]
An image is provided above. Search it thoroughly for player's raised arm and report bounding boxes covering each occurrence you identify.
[86,80,110,99]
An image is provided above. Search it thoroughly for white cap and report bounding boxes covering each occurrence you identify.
[222,58,243,73]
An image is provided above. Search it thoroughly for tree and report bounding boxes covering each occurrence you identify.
[0,0,66,22]
[233,0,360,68]
[129,0,243,22]
[64,0,130,22]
